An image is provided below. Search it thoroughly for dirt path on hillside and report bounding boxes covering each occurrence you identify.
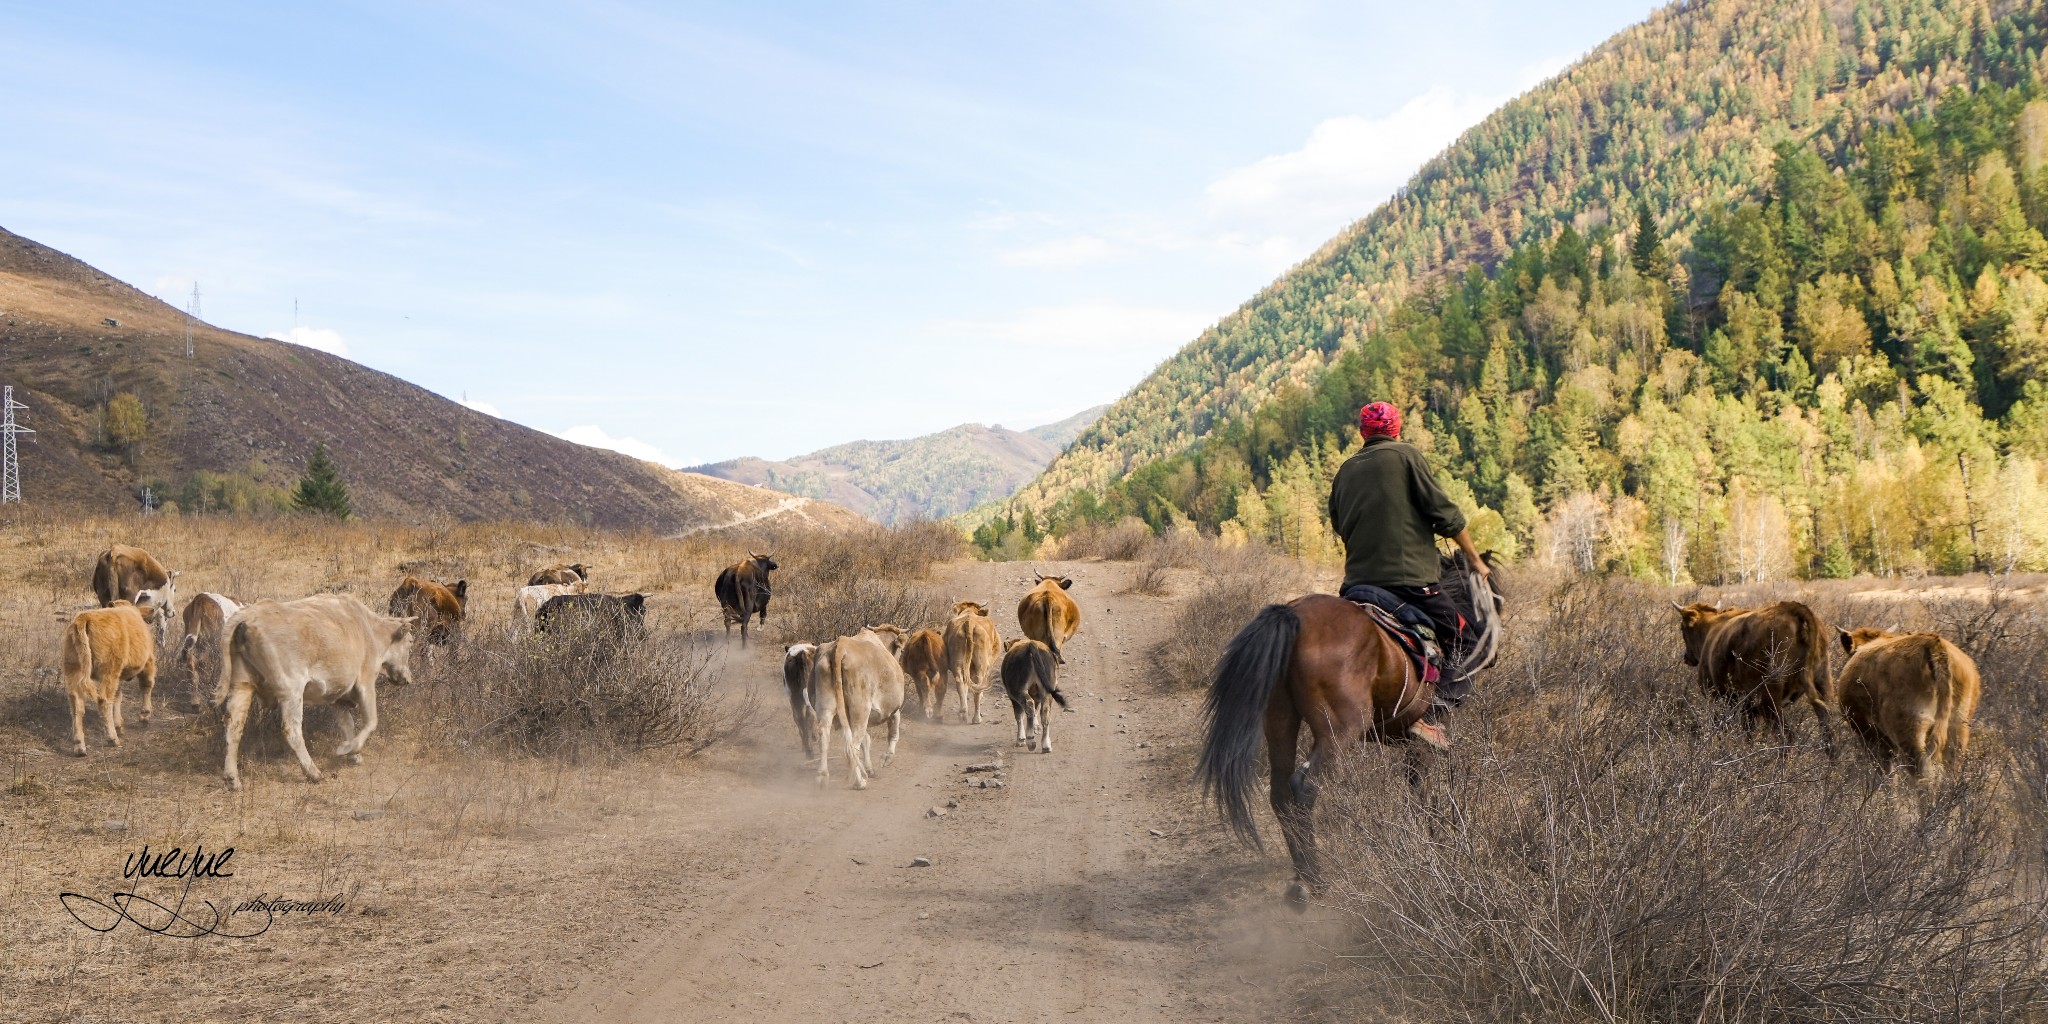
[543,558,1313,1024]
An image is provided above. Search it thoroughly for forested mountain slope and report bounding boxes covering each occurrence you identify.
[997,0,2048,581]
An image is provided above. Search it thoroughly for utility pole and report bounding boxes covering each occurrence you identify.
[185,282,202,358]
[2,386,32,504]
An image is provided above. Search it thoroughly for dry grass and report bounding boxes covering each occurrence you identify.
[1183,569,2048,1023]
[0,509,938,1022]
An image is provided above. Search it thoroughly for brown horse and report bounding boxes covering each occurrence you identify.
[1198,553,1502,909]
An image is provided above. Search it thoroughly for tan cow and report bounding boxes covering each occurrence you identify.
[806,625,908,789]
[92,544,179,645]
[61,601,159,756]
[514,581,589,628]
[388,575,466,645]
[1833,627,1982,776]
[178,593,243,706]
[897,628,947,720]
[219,594,414,790]
[1673,600,1833,738]
[1018,573,1081,664]
[528,563,592,587]
[942,601,1001,724]
[1000,638,1068,753]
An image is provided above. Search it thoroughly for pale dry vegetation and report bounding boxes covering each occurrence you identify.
[0,508,947,1022]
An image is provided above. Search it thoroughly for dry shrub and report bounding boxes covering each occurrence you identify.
[1122,559,1171,596]
[421,617,734,762]
[1304,575,2048,1024]
[771,523,956,646]
[1058,517,1154,561]
[1151,539,1306,688]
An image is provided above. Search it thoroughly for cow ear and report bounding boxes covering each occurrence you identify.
[1058,577,1073,589]
[452,580,468,600]
[168,570,181,580]
[1837,627,1855,654]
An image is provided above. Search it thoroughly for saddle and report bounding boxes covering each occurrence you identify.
[1341,584,1442,686]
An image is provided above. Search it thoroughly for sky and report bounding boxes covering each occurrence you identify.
[0,0,1660,467]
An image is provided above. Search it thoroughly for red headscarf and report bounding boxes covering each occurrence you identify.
[1359,401,1402,439]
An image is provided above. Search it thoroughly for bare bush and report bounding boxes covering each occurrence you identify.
[1302,575,2048,1024]
[1058,517,1154,561]
[770,525,954,645]
[424,620,735,761]
[1122,559,1171,596]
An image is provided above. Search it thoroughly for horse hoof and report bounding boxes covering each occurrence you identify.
[1284,882,1310,912]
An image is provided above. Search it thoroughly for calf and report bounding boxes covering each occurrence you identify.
[714,552,777,646]
[1018,574,1081,664]
[1000,638,1068,753]
[1834,627,1981,777]
[178,593,243,706]
[61,601,160,756]
[942,601,1001,723]
[220,594,414,790]
[528,563,592,587]
[807,625,908,789]
[783,643,820,758]
[514,581,589,628]
[1673,600,1833,739]
[897,628,947,720]
[535,592,649,645]
[388,575,466,645]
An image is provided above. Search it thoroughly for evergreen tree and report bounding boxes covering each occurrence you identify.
[1630,202,1668,281]
[292,444,353,518]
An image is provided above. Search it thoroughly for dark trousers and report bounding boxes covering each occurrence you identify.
[1380,583,1474,705]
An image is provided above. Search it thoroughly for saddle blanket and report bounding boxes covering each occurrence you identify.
[1348,599,1441,686]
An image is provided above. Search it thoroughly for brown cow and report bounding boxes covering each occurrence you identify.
[1673,600,1833,739]
[388,576,466,645]
[942,600,1001,723]
[898,628,947,720]
[91,544,179,645]
[528,563,592,587]
[715,552,777,646]
[1833,628,1982,777]
[1018,573,1081,664]
[62,601,160,756]
[178,593,243,706]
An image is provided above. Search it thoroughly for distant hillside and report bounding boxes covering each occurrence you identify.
[693,406,1106,524]
[992,0,2048,581]
[0,226,861,534]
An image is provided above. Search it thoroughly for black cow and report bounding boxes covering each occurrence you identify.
[714,552,777,646]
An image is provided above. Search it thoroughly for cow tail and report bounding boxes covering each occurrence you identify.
[62,618,92,692]
[213,620,248,708]
[1035,643,1067,708]
[1925,637,1954,753]
[1197,603,1300,850]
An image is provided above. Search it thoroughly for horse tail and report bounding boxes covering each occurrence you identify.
[1197,603,1300,850]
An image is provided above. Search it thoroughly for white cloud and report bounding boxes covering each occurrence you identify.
[997,235,1117,268]
[554,424,684,468]
[1205,87,1501,252]
[458,397,501,417]
[928,303,1217,353]
[265,325,350,356]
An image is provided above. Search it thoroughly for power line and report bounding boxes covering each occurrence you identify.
[2,386,33,504]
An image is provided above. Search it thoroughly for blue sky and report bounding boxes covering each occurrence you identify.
[1,1,1659,466]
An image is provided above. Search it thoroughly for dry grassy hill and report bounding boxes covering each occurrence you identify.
[0,226,861,534]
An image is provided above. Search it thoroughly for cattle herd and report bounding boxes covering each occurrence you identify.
[49,541,1987,797]
[773,571,1082,789]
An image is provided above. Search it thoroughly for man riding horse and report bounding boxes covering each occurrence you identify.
[1328,401,1491,747]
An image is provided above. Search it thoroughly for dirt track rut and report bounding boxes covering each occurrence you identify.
[544,558,1302,1023]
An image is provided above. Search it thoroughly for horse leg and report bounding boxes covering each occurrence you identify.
[1264,702,1319,911]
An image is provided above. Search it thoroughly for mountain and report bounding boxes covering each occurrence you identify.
[0,226,861,534]
[994,0,2048,580]
[692,406,1107,524]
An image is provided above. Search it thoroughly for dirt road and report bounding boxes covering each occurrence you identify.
[544,558,1307,1023]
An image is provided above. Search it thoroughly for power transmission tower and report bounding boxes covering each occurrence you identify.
[185,282,201,357]
[2,386,32,504]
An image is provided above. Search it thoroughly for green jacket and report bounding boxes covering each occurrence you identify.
[1327,436,1467,589]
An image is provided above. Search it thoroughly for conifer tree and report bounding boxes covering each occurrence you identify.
[292,444,352,518]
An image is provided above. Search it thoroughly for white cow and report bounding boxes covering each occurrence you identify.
[806,625,909,789]
[218,594,414,790]
[514,581,589,628]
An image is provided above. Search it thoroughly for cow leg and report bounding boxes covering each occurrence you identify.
[338,686,378,762]
[740,617,749,648]
[813,711,835,786]
[68,687,89,757]
[1038,694,1053,753]
[137,660,157,724]
[278,691,323,784]
[841,715,868,790]
[222,684,255,790]
[101,672,123,747]
[883,707,901,766]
